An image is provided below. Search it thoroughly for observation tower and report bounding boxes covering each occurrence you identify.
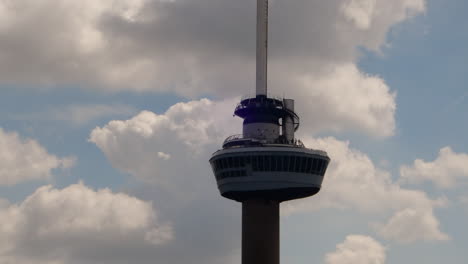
[209,1,330,263]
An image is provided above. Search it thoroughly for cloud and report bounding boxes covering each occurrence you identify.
[285,137,448,243]
[375,208,449,243]
[0,0,427,137]
[0,0,425,92]
[325,235,386,264]
[292,63,396,137]
[89,98,248,264]
[0,128,75,186]
[0,183,172,264]
[9,104,138,126]
[400,147,468,188]
[90,98,241,190]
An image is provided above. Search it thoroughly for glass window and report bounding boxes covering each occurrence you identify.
[271,156,278,171]
[234,157,240,168]
[320,160,327,176]
[283,156,289,171]
[240,170,246,177]
[265,156,270,171]
[252,156,258,171]
[228,157,233,168]
[312,158,318,174]
[277,156,284,171]
[301,157,307,172]
[245,156,251,164]
[316,160,323,175]
[240,157,245,167]
[295,157,302,173]
[288,156,295,172]
[258,156,265,171]
[306,158,312,173]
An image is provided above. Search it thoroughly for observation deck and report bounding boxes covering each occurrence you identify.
[209,95,330,202]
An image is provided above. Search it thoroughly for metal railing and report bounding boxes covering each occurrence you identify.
[223,134,305,148]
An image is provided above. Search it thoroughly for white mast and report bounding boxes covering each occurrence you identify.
[256,0,268,96]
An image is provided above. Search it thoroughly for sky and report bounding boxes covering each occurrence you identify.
[0,0,467,263]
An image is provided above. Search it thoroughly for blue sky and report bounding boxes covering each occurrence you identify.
[0,0,467,263]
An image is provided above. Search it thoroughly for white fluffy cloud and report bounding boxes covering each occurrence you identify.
[0,183,172,264]
[325,235,386,264]
[90,99,245,264]
[400,147,468,188]
[375,208,449,243]
[0,0,425,93]
[291,64,396,137]
[285,137,448,243]
[0,128,75,186]
[0,0,427,137]
[9,104,137,126]
[90,98,240,189]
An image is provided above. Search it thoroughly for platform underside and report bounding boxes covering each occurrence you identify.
[223,187,320,202]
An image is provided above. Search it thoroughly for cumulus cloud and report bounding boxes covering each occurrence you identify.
[0,0,425,92]
[0,183,172,264]
[90,98,241,188]
[9,104,138,126]
[90,98,244,264]
[325,235,386,264]
[375,208,449,243]
[400,147,468,188]
[0,128,75,186]
[291,64,396,137]
[0,0,427,137]
[285,137,448,243]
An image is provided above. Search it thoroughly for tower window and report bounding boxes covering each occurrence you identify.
[258,156,265,171]
[306,158,312,173]
[301,157,307,173]
[271,156,278,171]
[283,156,289,171]
[316,160,323,175]
[312,158,318,174]
[277,156,284,171]
[252,156,258,171]
[264,156,270,171]
[288,156,295,172]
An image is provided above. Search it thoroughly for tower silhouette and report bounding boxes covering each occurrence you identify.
[209,1,330,263]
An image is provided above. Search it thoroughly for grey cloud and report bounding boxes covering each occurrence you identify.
[0,183,172,264]
[0,0,425,137]
[0,128,75,186]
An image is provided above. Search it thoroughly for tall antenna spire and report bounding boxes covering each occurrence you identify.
[256,0,268,96]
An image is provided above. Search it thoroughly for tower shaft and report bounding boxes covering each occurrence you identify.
[256,0,268,96]
[242,200,279,264]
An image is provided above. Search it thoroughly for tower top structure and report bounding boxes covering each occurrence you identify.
[209,0,330,202]
[208,1,330,263]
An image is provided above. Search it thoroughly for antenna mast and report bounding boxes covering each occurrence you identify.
[256,0,268,97]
